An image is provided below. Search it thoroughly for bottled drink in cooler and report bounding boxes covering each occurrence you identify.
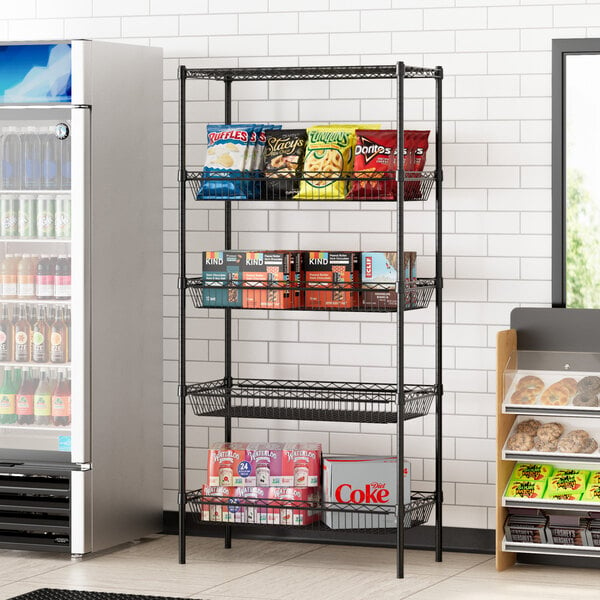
[17,254,35,299]
[14,303,31,362]
[34,368,52,425]
[36,255,53,299]
[55,194,70,239]
[16,367,37,425]
[42,126,59,190]
[1,126,21,190]
[18,194,36,238]
[52,369,70,426]
[50,306,68,363]
[22,126,41,190]
[0,368,16,425]
[60,134,71,190]
[0,303,13,361]
[32,305,49,363]
[55,256,71,299]
[0,193,18,237]
[37,195,55,238]
[0,254,17,299]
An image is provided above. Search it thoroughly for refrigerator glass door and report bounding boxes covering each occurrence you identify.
[0,106,86,464]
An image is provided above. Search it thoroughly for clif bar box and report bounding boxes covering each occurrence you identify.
[361,251,417,310]
[302,251,359,309]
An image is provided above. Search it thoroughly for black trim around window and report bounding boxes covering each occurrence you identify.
[552,38,600,307]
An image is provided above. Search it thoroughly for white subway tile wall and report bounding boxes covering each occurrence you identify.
[10,3,586,530]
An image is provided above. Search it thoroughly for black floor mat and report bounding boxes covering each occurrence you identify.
[9,590,195,600]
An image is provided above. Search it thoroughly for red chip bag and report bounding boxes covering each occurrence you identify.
[349,129,397,200]
[405,130,430,200]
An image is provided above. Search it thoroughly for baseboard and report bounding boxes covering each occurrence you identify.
[162,510,495,554]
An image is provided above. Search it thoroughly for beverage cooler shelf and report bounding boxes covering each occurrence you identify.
[186,490,435,533]
[0,424,70,431]
[186,378,436,423]
[186,170,437,203]
[0,362,70,368]
[187,278,436,313]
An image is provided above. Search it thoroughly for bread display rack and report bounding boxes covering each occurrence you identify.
[497,308,600,568]
[177,63,444,579]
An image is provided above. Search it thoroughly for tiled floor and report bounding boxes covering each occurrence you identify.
[0,535,599,600]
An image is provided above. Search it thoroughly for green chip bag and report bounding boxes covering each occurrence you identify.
[582,484,600,502]
[511,463,552,482]
[505,479,546,499]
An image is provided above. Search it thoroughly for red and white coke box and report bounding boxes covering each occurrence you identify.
[321,456,410,529]
[207,442,254,486]
[267,486,320,526]
[281,443,322,487]
[201,485,234,523]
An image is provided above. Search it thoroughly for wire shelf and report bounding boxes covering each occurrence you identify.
[186,379,437,423]
[187,278,435,313]
[188,170,436,203]
[183,65,442,82]
[186,490,435,532]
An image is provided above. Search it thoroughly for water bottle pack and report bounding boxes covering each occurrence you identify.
[0,125,71,191]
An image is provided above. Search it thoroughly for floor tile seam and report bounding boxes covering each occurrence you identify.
[0,560,79,589]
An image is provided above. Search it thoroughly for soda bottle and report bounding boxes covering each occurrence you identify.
[17,254,35,299]
[55,194,71,239]
[16,367,37,425]
[52,369,70,427]
[50,306,68,363]
[14,303,31,362]
[55,256,71,299]
[48,256,57,296]
[35,255,53,299]
[1,126,21,190]
[59,133,71,190]
[32,305,49,363]
[1,254,17,299]
[0,303,13,362]
[22,126,41,190]
[18,194,36,239]
[0,193,18,237]
[42,126,59,190]
[0,368,16,424]
[36,195,55,238]
[34,368,52,425]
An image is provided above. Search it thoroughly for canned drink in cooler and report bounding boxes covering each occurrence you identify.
[36,194,55,238]
[18,194,36,239]
[55,194,71,239]
[0,194,18,238]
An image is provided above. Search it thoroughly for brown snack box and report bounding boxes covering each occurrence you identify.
[302,251,359,309]
[241,251,294,310]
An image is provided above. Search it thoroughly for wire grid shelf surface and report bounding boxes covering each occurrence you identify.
[183,65,442,81]
[186,379,437,423]
[188,171,436,203]
[187,278,436,313]
[186,490,435,532]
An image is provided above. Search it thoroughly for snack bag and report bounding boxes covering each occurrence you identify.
[349,129,397,200]
[295,125,358,200]
[510,463,553,482]
[543,490,582,501]
[505,479,546,499]
[263,129,308,199]
[547,469,589,494]
[582,484,600,503]
[588,471,600,487]
[197,124,254,200]
[405,130,430,200]
[246,124,281,199]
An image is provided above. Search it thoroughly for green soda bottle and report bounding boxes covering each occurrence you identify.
[0,368,16,424]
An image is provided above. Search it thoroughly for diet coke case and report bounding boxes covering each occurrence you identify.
[321,456,410,529]
[207,442,255,486]
[267,486,320,526]
[281,443,322,487]
[246,442,284,486]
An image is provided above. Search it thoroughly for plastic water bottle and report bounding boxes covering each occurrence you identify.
[42,126,59,190]
[22,126,41,190]
[59,134,71,190]
[1,126,21,190]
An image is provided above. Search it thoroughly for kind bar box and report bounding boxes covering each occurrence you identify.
[246,442,284,486]
[321,455,410,529]
[242,251,294,310]
[207,442,254,486]
[201,251,243,308]
[361,251,417,310]
[267,486,320,526]
[302,251,359,309]
[281,443,322,487]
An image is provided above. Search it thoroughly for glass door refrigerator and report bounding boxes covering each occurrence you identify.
[0,41,163,555]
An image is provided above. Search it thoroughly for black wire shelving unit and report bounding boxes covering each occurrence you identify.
[177,62,443,579]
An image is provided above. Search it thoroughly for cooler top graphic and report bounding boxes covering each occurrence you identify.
[0,43,72,104]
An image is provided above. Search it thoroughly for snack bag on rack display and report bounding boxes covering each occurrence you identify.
[263,129,307,199]
[246,442,284,486]
[547,469,589,494]
[543,490,583,501]
[197,124,254,200]
[207,442,253,486]
[201,251,243,308]
[267,486,320,526]
[281,443,322,487]
[241,124,281,199]
[510,463,553,483]
[404,130,430,200]
[505,479,546,499]
[582,484,600,502]
[348,129,397,200]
